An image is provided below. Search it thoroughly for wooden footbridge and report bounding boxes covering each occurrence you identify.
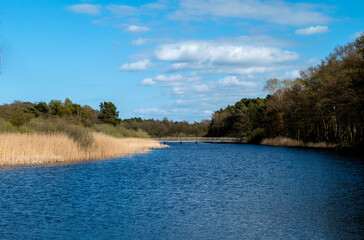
[152,137,245,143]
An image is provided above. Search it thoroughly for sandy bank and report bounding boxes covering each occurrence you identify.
[0,133,167,166]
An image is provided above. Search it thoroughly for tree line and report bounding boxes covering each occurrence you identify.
[1,35,362,147]
[0,99,210,138]
[207,35,363,147]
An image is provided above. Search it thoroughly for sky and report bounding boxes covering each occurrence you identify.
[0,0,362,122]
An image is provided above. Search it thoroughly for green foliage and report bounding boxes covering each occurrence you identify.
[0,118,7,132]
[98,101,121,126]
[246,128,266,144]
[122,118,210,137]
[28,118,94,149]
[207,35,364,147]
[0,118,18,133]
[207,98,266,137]
[9,111,33,127]
[0,98,210,139]
[48,100,65,117]
[92,124,149,138]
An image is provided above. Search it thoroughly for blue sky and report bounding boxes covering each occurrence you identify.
[0,0,362,121]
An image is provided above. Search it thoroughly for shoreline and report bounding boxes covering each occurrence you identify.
[260,137,334,148]
[0,133,168,167]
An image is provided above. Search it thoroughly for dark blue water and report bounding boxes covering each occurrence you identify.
[0,143,363,239]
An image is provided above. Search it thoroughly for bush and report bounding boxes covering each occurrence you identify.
[9,111,33,127]
[246,128,266,144]
[0,118,18,133]
[0,118,7,133]
[28,118,94,149]
[92,124,149,138]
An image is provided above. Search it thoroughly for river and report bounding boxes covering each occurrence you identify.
[0,143,363,239]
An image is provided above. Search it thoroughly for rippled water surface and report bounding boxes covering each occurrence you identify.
[0,143,363,239]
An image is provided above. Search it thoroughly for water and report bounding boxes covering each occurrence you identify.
[0,143,363,239]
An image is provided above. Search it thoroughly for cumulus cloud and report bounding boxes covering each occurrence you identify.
[105,4,139,17]
[154,41,298,66]
[134,108,167,115]
[142,3,167,10]
[67,4,102,15]
[141,74,189,86]
[218,76,257,87]
[295,25,329,35]
[137,72,266,120]
[169,0,331,26]
[125,25,151,33]
[141,78,157,86]
[350,31,363,39]
[131,38,148,46]
[138,37,301,121]
[119,59,151,71]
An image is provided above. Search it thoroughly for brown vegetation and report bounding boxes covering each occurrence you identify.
[207,35,364,148]
[261,137,334,148]
[0,133,167,166]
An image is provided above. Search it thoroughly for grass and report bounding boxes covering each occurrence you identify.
[0,132,167,166]
[260,136,334,148]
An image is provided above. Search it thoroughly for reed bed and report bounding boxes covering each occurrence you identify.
[0,133,166,166]
[261,137,334,148]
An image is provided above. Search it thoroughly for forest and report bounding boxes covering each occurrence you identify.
[207,35,363,147]
[0,35,362,148]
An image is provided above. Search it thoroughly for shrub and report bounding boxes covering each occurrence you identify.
[27,118,94,149]
[0,118,7,133]
[0,118,18,133]
[92,124,149,138]
[246,128,266,144]
[9,111,33,127]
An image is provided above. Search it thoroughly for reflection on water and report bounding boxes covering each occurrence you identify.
[0,143,363,239]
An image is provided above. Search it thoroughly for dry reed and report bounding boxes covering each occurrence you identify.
[0,133,167,166]
[260,136,334,148]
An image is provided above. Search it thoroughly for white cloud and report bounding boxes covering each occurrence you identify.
[284,70,300,79]
[154,41,298,65]
[105,4,139,17]
[169,0,331,26]
[350,31,363,39]
[171,83,209,95]
[142,3,167,10]
[119,59,151,71]
[141,78,157,86]
[295,25,329,35]
[192,84,209,92]
[138,72,265,121]
[155,74,184,82]
[67,4,102,15]
[126,25,151,33]
[141,74,189,87]
[134,108,167,115]
[137,37,302,121]
[218,76,256,87]
[131,38,148,46]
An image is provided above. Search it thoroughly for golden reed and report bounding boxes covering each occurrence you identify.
[261,136,333,148]
[0,133,166,166]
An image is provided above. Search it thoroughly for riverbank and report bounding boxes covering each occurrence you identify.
[0,133,167,166]
[260,137,334,148]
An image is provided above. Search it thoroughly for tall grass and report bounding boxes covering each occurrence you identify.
[27,118,94,148]
[261,137,334,148]
[0,132,166,166]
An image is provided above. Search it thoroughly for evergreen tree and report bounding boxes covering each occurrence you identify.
[98,101,121,126]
